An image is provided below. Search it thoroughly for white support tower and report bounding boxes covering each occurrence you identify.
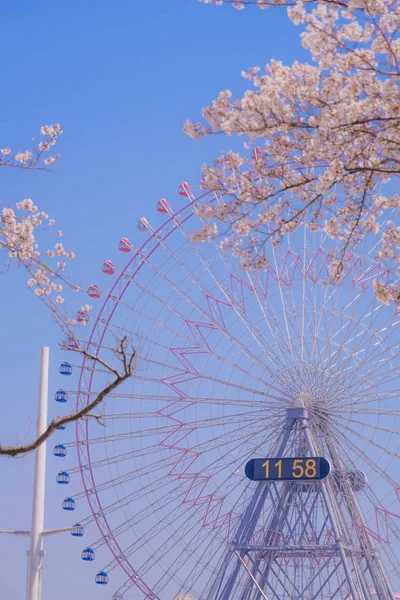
[0,347,74,600]
[27,345,49,600]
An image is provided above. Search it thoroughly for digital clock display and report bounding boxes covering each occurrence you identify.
[245,457,331,482]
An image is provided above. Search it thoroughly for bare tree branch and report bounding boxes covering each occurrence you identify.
[0,337,136,457]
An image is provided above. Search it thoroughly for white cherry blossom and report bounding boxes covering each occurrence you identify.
[0,125,76,308]
[189,0,400,305]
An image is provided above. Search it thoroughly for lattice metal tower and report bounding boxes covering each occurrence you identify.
[205,400,394,600]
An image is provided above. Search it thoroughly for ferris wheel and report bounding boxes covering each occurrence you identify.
[53,183,400,600]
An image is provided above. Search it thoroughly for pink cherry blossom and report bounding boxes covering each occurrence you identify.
[0,125,77,311]
[0,123,62,170]
[190,222,219,242]
[189,0,400,305]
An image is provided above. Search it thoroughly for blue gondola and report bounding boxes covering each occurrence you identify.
[56,471,70,484]
[65,337,78,349]
[57,424,66,431]
[62,497,76,511]
[59,362,72,376]
[54,389,68,403]
[53,444,67,457]
[95,571,109,585]
[71,523,84,537]
[81,547,95,561]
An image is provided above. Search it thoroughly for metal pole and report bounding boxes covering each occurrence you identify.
[27,346,49,600]
[26,551,30,600]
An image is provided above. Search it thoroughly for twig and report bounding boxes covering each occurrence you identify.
[0,340,136,457]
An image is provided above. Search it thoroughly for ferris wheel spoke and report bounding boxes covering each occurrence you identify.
[338,391,400,410]
[97,480,186,525]
[88,366,286,404]
[339,343,400,396]
[307,285,338,367]
[249,267,320,390]
[318,344,400,400]
[314,410,400,495]
[69,442,167,475]
[129,247,300,395]
[269,242,299,367]
[299,288,363,393]
[116,394,276,409]
[300,223,308,367]
[329,343,400,400]
[333,388,400,412]
[139,505,216,572]
[293,268,337,372]
[73,451,187,500]
[315,294,384,377]
[74,462,184,510]
[152,511,224,578]
[331,364,400,406]
[334,420,400,462]
[336,406,400,416]
[334,413,400,437]
[141,352,290,400]
[71,390,283,409]
[307,261,360,369]
[246,273,300,383]
[81,408,278,447]
[318,279,350,358]
[87,469,190,525]
[168,206,304,392]
[287,282,329,384]
[88,503,210,586]
[75,410,278,480]
[93,478,197,553]
[77,415,281,514]
[152,527,222,594]
[329,287,372,346]
[157,365,288,405]
[88,311,294,403]
[323,309,400,385]
[102,293,197,345]
[103,485,227,586]
[332,425,399,500]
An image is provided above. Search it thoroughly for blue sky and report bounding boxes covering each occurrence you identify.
[0,1,309,598]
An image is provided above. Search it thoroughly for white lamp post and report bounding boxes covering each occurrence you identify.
[0,347,72,600]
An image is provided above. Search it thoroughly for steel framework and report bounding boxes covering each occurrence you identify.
[205,400,394,600]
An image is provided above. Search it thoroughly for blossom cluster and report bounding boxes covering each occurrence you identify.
[1,198,75,302]
[0,123,80,316]
[188,0,400,305]
[1,123,63,169]
[190,222,219,243]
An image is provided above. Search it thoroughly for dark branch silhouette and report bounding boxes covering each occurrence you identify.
[0,337,136,457]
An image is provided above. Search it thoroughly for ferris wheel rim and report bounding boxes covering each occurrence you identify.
[71,190,400,597]
[75,190,214,594]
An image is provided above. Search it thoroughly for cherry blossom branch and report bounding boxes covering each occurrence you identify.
[0,337,136,457]
[0,124,134,457]
[187,0,400,304]
[0,125,63,170]
[202,0,348,7]
[1,124,71,307]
